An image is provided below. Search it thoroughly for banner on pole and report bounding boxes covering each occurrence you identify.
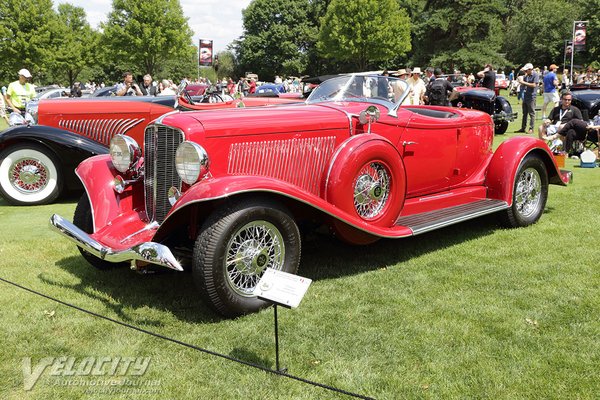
[199,39,213,66]
[574,22,586,52]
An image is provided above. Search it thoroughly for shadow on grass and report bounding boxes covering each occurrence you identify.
[42,256,220,325]
[300,214,501,281]
[43,213,503,324]
[229,348,273,369]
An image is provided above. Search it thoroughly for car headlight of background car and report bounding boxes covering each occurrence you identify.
[26,101,38,124]
[175,141,209,185]
[109,134,141,173]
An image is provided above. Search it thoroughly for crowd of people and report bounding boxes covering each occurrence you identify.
[2,64,599,155]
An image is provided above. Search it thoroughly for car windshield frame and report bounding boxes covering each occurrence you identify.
[306,74,410,115]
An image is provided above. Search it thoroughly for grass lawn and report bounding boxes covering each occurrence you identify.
[1,92,599,399]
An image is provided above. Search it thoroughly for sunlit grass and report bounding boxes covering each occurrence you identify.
[0,92,599,398]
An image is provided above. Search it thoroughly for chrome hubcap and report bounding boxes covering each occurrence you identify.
[9,158,48,193]
[354,162,390,219]
[225,221,285,296]
[515,167,542,218]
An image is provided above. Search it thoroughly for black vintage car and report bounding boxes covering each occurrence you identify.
[570,88,600,121]
[451,88,517,134]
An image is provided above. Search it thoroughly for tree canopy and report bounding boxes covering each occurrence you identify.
[0,0,598,86]
[318,0,411,71]
[102,0,196,80]
[234,0,317,79]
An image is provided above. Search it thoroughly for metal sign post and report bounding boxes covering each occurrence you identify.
[254,268,312,373]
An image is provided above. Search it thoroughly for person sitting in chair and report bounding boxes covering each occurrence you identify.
[539,91,582,140]
[550,115,600,157]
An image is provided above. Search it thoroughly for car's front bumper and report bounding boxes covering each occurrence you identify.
[49,214,183,271]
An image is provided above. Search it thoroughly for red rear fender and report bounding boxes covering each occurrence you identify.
[486,137,564,204]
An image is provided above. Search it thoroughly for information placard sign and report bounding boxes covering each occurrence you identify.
[254,268,312,308]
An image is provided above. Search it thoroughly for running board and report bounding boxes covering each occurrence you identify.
[395,199,509,235]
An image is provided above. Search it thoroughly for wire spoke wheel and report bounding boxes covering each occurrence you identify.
[225,221,285,297]
[0,144,62,205]
[500,155,548,228]
[193,198,301,317]
[353,161,390,220]
[9,157,50,193]
[515,167,542,218]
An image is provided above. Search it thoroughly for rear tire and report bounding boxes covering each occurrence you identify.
[500,155,548,228]
[193,197,301,317]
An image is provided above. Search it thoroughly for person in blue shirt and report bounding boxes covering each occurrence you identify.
[541,64,559,119]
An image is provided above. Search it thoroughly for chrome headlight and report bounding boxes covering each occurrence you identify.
[110,135,141,173]
[175,141,209,185]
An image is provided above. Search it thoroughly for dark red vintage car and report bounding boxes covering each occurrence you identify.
[0,85,301,205]
[50,74,571,317]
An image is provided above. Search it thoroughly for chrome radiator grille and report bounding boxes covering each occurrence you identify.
[144,124,184,223]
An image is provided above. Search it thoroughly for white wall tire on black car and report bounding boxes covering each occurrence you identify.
[0,144,62,205]
[193,197,301,317]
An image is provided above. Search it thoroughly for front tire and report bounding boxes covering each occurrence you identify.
[500,155,548,227]
[193,198,301,317]
[73,193,121,270]
[0,144,63,205]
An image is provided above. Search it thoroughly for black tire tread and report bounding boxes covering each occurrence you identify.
[193,197,301,317]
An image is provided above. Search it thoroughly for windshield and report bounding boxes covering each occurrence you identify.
[306,74,410,109]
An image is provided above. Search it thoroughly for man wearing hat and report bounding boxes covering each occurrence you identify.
[407,67,426,105]
[5,69,36,117]
[541,64,559,119]
[391,69,409,102]
[515,63,539,134]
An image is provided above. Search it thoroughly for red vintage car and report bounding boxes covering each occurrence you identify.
[50,74,571,317]
[495,73,510,90]
[0,85,301,205]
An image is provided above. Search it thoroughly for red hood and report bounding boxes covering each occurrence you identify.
[160,103,352,137]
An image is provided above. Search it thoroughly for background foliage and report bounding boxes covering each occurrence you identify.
[0,0,597,86]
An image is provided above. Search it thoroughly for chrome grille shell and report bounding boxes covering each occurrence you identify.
[144,124,184,223]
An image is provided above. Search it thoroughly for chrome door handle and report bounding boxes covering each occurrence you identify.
[402,141,418,146]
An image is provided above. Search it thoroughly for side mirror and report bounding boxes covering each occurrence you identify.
[359,105,380,134]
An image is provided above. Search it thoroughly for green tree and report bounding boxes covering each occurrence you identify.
[504,0,583,69]
[235,0,317,80]
[215,50,235,80]
[0,0,61,85]
[317,0,411,71]
[51,4,98,86]
[410,0,508,72]
[101,0,195,79]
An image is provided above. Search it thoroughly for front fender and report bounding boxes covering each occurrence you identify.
[158,174,413,241]
[76,154,129,231]
[0,125,108,191]
[486,136,565,205]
